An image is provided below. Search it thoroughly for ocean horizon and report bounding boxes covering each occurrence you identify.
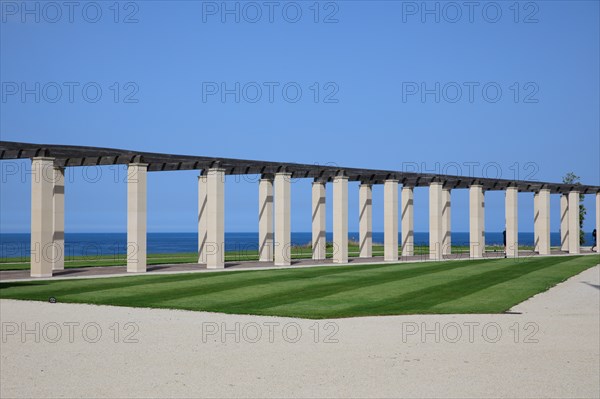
[0,232,594,259]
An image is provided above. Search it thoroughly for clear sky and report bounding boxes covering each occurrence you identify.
[1,0,599,234]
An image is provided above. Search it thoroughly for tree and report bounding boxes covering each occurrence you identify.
[562,172,586,245]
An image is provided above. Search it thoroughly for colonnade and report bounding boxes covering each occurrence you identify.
[28,157,600,277]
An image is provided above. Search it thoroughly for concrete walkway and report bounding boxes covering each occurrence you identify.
[1,265,598,398]
[1,249,598,283]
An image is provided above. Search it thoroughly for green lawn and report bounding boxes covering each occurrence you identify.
[1,255,597,319]
[0,243,521,271]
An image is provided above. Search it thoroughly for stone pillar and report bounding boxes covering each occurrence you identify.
[127,163,148,273]
[596,192,600,253]
[560,194,569,252]
[30,157,55,277]
[274,172,291,266]
[359,183,372,258]
[568,191,580,254]
[258,177,274,262]
[197,173,207,264]
[441,188,451,256]
[429,182,443,260]
[401,186,414,257]
[206,168,225,269]
[312,181,326,261]
[469,184,485,258]
[384,179,399,262]
[537,189,551,255]
[533,191,540,253]
[52,166,65,271]
[333,175,348,264]
[505,186,518,258]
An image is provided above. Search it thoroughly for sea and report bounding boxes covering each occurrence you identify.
[0,232,594,260]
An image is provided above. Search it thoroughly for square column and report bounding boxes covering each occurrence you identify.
[441,188,451,256]
[358,183,372,258]
[197,173,207,264]
[206,168,225,269]
[537,189,551,255]
[560,194,569,252]
[259,177,274,262]
[311,181,326,261]
[274,172,291,266]
[52,166,65,270]
[127,163,148,273]
[401,186,414,257]
[505,186,518,258]
[384,180,399,262]
[596,192,600,253]
[568,191,580,254]
[429,182,443,260]
[469,184,485,258]
[333,175,348,264]
[30,157,55,277]
[533,191,540,253]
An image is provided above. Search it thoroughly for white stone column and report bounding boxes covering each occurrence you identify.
[441,188,451,256]
[533,191,540,253]
[568,191,580,254]
[274,172,291,266]
[197,174,207,264]
[312,181,326,261]
[401,186,414,257]
[258,177,274,262]
[537,189,551,255]
[596,192,600,253]
[429,182,443,260]
[469,184,485,258]
[127,163,147,273]
[560,194,569,252]
[333,175,348,264]
[384,179,399,262]
[52,166,65,270]
[30,157,55,277]
[359,183,372,258]
[505,186,518,258]
[206,168,225,269]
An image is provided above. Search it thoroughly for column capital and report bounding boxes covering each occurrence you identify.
[128,162,148,168]
[32,156,55,162]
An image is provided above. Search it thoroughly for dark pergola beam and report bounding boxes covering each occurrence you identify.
[1,140,598,194]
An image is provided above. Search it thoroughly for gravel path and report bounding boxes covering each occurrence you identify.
[1,265,598,398]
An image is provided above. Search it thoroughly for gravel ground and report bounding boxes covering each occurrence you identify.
[1,265,598,398]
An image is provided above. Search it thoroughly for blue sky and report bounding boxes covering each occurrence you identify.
[1,0,599,234]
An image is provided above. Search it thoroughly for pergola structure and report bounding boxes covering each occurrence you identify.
[2,140,599,277]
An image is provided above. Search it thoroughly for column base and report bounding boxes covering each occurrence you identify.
[30,273,53,278]
[275,261,291,267]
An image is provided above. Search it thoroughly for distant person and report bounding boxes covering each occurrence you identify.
[592,229,597,252]
[503,230,507,258]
